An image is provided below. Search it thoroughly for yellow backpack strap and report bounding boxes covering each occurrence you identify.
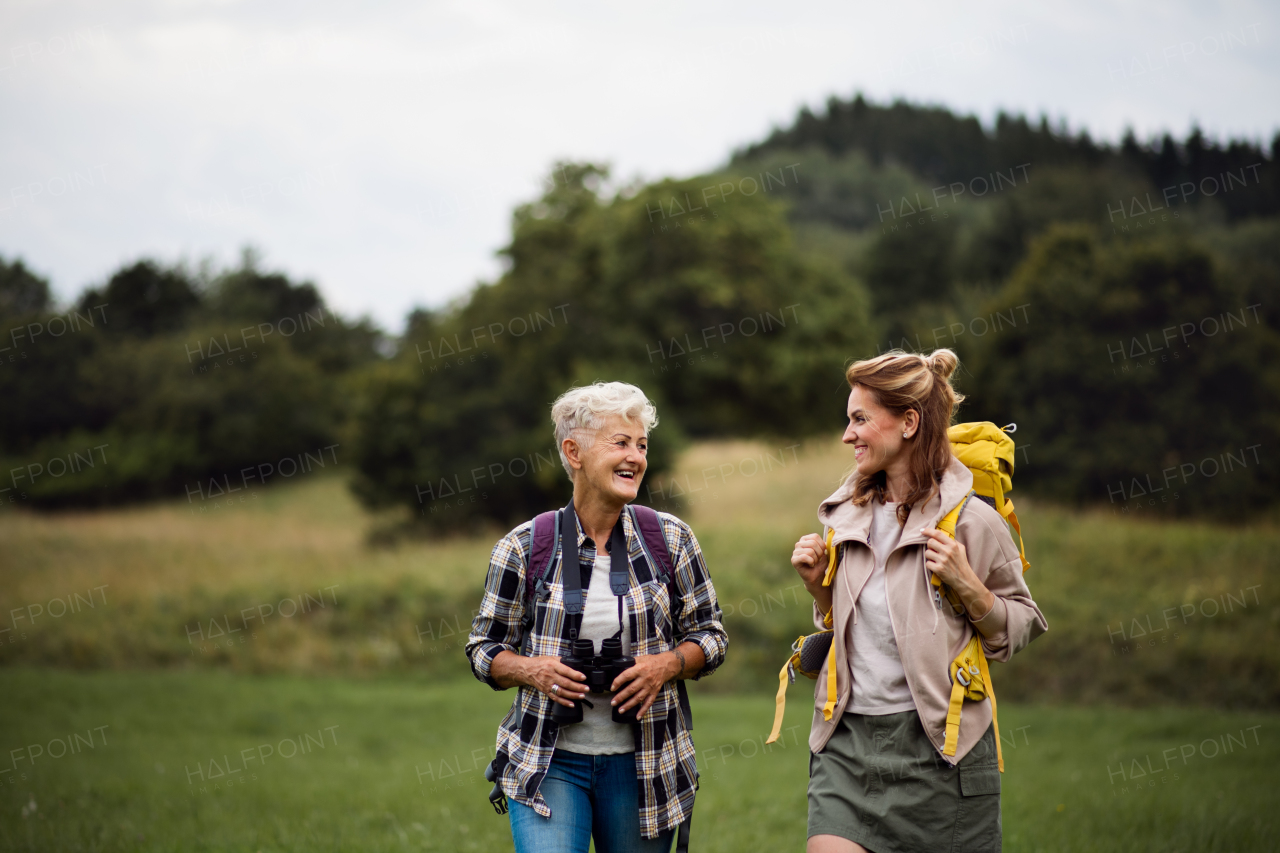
[821,526,838,587]
[821,527,837,628]
[979,641,1003,772]
[819,527,839,717]
[943,663,968,757]
[770,529,843,744]
[822,642,838,722]
[931,492,973,614]
[767,633,840,742]
[936,492,971,538]
[942,635,1004,773]
[1001,499,1030,573]
[766,644,804,744]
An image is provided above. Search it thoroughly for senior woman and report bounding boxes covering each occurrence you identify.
[466,381,727,853]
[790,350,1047,853]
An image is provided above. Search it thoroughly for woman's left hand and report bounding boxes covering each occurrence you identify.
[921,528,995,618]
[920,528,972,587]
[610,653,680,720]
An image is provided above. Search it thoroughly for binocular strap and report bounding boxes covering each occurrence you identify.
[560,501,631,648]
[609,520,630,655]
[559,503,584,639]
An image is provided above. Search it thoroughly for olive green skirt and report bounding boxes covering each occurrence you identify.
[808,710,1001,853]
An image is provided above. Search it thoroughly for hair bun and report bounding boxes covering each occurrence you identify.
[927,349,958,381]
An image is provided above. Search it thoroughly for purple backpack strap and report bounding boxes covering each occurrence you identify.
[630,504,694,732]
[629,505,672,582]
[526,510,560,605]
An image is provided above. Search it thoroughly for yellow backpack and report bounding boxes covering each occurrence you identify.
[947,422,1028,571]
[766,422,1029,772]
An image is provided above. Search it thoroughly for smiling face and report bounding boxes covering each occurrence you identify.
[566,415,648,506]
[843,384,918,479]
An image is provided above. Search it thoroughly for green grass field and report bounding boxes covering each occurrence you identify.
[2,437,1275,706]
[1,670,1275,852]
[2,436,1278,850]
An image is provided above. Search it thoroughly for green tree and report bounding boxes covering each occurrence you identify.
[77,260,201,337]
[966,224,1279,517]
[1,256,351,507]
[350,163,874,530]
[0,255,52,318]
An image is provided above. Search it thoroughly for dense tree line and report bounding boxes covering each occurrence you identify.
[0,252,381,507]
[964,222,1279,518]
[728,96,1278,519]
[737,93,1279,223]
[4,95,1275,522]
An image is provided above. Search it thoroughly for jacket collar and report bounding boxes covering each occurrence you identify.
[817,455,974,547]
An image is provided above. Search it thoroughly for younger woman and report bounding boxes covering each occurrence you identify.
[792,350,1047,853]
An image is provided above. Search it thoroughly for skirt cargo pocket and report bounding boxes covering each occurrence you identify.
[959,764,1001,796]
[957,722,1001,796]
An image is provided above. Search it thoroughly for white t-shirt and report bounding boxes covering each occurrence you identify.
[555,554,636,754]
[844,500,916,715]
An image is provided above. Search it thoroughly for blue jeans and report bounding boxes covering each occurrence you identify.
[509,749,674,853]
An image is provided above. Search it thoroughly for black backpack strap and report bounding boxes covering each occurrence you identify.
[675,813,692,853]
[676,677,694,730]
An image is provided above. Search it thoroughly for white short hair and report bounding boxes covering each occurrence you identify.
[551,382,658,480]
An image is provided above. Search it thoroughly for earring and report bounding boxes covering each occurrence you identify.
[902,432,909,438]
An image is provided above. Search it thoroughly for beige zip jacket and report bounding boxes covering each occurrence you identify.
[809,456,1048,761]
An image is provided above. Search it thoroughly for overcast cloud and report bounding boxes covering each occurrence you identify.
[1,0,1276,330]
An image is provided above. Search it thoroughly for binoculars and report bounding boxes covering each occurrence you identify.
[550,637,638,726]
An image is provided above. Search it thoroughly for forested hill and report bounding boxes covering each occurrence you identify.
[4,94,1277,524]
[734,94,1279,222]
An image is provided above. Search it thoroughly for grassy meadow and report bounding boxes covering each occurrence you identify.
[0,671,1275,852]
[2,436,1275,704]
[2,436,1279,850]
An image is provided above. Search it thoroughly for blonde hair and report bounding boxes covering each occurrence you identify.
[845,349,964,522]
[551,382,658,480]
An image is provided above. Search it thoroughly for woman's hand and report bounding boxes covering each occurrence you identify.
[920,529,995,619]
[792,533,828,588]
[610,652,681,720]
[792,533,833,617]
[920,528,971,586]
[492,651,587,708]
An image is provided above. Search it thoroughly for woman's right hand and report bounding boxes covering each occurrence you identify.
[511,654,588,708]
[791,533,829,590]
[792,533,834,619]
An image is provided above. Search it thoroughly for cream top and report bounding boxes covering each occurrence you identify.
[844,500,916,715]
[555,554,636,754]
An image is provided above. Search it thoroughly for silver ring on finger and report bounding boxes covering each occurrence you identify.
[550,683,559,695]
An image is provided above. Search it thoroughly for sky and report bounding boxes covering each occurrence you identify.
[1,0,1276,331]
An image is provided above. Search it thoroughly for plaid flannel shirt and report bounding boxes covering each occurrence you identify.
[465,506,727,839]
